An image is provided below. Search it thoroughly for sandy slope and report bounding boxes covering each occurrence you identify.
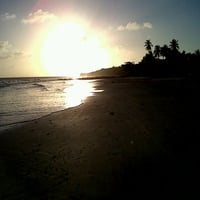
[0,78,199,199]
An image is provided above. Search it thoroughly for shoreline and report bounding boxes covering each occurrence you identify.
[0,77,152,133]
[0,105,84,134]
[0,77,102,133]
[0,77,199,199]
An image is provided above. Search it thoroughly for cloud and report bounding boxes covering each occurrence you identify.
[0,41,28,59]
[1,13,16,21]
[143,22,153,29]
[117,21,153,31]
[118,22,141,31]
[0,41,11,49]
[22,9,57,24]
[0,41,12,59]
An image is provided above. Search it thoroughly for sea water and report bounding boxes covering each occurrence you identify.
[0,77,100,132]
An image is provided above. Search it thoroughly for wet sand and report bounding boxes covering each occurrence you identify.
[0,77,199,199]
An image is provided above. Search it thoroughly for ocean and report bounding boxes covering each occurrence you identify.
[0,77,101,132]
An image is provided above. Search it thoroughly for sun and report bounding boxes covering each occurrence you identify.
[40,22,110,77]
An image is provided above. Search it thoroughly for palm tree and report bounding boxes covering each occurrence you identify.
[144,39,153,55]
[154,45,161,59]
[160,44,169,59]
[169,39,179,52]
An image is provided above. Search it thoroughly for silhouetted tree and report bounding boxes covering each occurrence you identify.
[193,49,200,76]
[160,44,170,59]
[144,39,153,55]
[169,39,179,53]
[121,62,135,76]
[154,45,161,59]
[194,49,200,57]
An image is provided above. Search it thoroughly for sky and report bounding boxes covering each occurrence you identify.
[0,0,200,77]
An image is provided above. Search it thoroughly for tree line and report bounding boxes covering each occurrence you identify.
[81,39,200,78]
[137,38,200,77]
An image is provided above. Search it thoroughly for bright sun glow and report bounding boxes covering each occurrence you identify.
[64,80,94,107]
[41,22,110,77]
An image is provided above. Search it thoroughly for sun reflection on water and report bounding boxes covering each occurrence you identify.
[64,80,103,108]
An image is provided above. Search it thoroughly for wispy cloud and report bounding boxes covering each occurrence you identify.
[143,22,153,29]
[117,21,153,31]
[1,13,16,21]
[0,41,28,59]
[22,9,57,24]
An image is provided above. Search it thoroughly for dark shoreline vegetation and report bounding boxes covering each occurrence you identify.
[80,39,200,79]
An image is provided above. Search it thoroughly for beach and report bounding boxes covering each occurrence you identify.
[0,77,199,199]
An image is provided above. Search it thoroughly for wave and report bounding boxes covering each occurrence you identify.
[0,78,30,89]
[0,77,67,90]
[0,81,10,89]
[32,83,48,91]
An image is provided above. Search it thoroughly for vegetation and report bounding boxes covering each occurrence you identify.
[80,39,200,78]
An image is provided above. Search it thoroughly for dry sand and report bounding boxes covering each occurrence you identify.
[0,77,199,199]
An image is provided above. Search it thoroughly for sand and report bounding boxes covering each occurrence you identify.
[0,77,199,199]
